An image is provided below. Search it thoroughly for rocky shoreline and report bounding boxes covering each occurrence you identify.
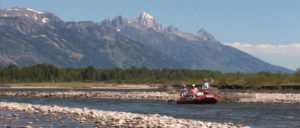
[0,102,249,128]
[0,90,300,104]
[0,91,177,101]
[0,109,95,128]
[234,93,300,104]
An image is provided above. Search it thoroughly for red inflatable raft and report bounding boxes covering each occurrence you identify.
[176,94,219,104]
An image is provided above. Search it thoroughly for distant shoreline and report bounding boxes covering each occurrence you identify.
[0,83,163,88]
[2,82,300,91]
[0,86,300,104]
[0,85,161,89]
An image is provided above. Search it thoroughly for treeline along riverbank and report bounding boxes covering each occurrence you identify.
[0,64,299,88]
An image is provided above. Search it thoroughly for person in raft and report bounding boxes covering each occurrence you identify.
[202,79,210,94]
[189,84,199,98]
[180,84,188,98]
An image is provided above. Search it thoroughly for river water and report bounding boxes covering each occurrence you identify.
[0,96,299,128]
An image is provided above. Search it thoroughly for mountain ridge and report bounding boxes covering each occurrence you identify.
[98,11,293,73]
[0,8,185,69]
[0,8,293,73]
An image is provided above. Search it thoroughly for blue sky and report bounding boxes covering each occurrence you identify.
[1,0,300,70]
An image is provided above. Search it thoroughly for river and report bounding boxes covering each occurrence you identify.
[0,96,299,128]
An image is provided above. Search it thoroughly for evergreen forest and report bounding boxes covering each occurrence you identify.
[0,64,299,88]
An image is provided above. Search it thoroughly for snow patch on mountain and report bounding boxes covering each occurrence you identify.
[26,8,44,14]
[42,18,48,23]
[141,11,153,19]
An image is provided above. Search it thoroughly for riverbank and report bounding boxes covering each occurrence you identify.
[0,88,300,103]
[1,83,162,89]
[0,91,176,101]
[0,102,249,128]
[234,93,300,104]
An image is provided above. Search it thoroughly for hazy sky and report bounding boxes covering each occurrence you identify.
[1,0,299,70]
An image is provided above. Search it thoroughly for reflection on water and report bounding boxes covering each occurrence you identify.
[0,96,299,128]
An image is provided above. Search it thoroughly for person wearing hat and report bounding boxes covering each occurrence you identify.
[189,84,199,98]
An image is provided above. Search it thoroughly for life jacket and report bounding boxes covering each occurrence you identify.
[180,88,187,96]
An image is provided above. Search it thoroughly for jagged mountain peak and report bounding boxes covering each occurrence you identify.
[101,15,129,29]
[196,28,216,41]
[100,12,212,41]
[140,11,154,20]
[137,11,155,24]
[127,11,163,31]
[0,8,293,73]
[114,15,129,23]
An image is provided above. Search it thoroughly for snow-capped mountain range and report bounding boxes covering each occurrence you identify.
[0,7,293,73]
